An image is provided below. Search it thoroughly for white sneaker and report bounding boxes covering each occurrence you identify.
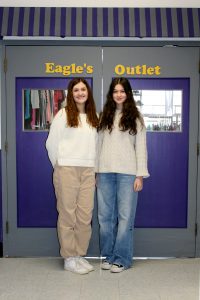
[101,260,112,270]
[110,264,125,273]
[77,257,94,272]
[64,257,89,275]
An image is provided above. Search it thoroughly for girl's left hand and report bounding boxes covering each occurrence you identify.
[134,177,143,192]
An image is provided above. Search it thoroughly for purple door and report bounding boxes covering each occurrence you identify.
[131,78,189,229]
[4,46,102,256]
[102,47,199,257]
[16,78,94,228]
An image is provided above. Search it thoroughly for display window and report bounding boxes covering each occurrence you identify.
[134,89,182,132]
[23,89,67,131]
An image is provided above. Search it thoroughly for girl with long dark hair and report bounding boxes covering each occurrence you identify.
[97,77,149,273]
[46,78,98,274]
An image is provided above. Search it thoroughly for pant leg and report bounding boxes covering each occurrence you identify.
[74,167,95,256]
[113,174,138,268]
[53,165,79,258]
[97,173,117,263]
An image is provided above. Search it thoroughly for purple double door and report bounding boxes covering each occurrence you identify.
[3,46,199,257]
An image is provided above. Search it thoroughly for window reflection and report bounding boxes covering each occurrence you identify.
[133,90,182,132]
[23,88,183,132]
[23,89,67,131]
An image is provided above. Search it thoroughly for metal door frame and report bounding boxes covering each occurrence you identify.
[1,40,200,257]
[195,47,200,257]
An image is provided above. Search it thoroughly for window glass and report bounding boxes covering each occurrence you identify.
[23,89,67,131]
[133,90,182,132]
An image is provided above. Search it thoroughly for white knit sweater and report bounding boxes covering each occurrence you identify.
[46,108,98,168]
[96,110,149,177]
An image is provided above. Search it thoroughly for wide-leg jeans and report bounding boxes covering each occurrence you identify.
[97,173,138,269]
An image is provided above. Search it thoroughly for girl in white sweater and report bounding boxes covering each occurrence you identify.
[46,78,98,274]
[96,77,149,273]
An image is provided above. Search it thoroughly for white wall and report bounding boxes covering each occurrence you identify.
[0,0,200,7]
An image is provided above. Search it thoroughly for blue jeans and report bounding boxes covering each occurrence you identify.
[97,173,138,269]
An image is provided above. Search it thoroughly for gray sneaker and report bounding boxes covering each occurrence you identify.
[64,257,89,275]
[101,260,112,270]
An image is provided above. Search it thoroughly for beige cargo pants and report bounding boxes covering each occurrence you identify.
[53,165,95,258]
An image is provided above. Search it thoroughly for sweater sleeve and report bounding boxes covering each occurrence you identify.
[95,130,103,172]
[135,119,150,178]
[45,108,66,167]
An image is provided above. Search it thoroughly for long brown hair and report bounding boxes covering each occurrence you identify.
[65,78,98,128]
[99,77,144,135]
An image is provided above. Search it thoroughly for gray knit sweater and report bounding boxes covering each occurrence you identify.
[96,110,149,177]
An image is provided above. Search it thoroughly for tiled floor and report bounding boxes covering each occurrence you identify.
[0,257,200,300]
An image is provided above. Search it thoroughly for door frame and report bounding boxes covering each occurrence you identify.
[1,40,200,257]
[1,43,9,256]
[195,47,200,257]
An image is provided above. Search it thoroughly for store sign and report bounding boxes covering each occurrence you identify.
[114,64,161,75]
[45,62,161,76]
[45,63,93,76]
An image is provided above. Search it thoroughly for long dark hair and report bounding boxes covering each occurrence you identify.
[65,78,98,128]
[99,77,143,135]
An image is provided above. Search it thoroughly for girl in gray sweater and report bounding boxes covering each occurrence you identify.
[96,77,149,273]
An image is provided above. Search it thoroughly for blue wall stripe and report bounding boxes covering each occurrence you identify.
[113,8,119,37]
[166,8,173,37]
[71,8,76,36]
[187,8,194,37]
[145,8,151,37]
[7,7,14,36]
[198,9,200,33]
[39,7,45,36]
[50,8,55,36]
[82,8,87,37]
[134,8,140,37]
[103,8,108,37]
[124,8,129,37]
[156,8,162,37]
[60,8,66,37]
[17,7,24,36]
[28,8,35,36]
[92,8,97,37]
[177,8,184,37]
